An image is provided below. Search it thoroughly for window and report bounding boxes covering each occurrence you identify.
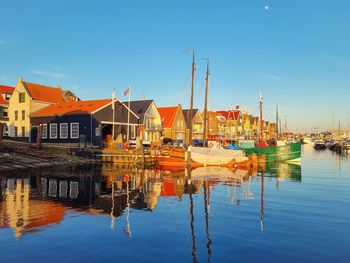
[19,92,25,103]
[3,108,8,118]
[70,123,79,138]
[14,111,18,121]
[14,126,18,137]
[21,110,25,121]
[42,124,47,139]
[50,123,57,139]
[60,123,68,138]
[21,126,25,137]
[5,93,11,100]
[131,126,136,139]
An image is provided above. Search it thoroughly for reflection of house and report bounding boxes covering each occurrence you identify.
[30,99,139,147]
[8,79,67,140]
[124,100,162,145]
[0,177,65,238]
[160,177,185,201]
[182,109,204,144]
[159,104,187,143]
[0,85,15,135]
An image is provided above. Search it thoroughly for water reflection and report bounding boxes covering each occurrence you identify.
[0,163,302,246]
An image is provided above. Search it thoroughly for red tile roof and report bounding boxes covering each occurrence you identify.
[0,96,7,106]
[217,110,240,121]
[24,82,66,104]
[158,106,178,128]
[31,99,112,117]
[0,85,15,94]
[0,85,14,106]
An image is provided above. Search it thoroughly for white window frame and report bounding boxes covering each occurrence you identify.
[70,123,79,139]
[42,124,47,139]
[50,123,58,139]
[131,125,136,139]
[60,123,68,139]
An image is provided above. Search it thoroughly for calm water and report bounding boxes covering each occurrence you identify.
[1,145,350,263]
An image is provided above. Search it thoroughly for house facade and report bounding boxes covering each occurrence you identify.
[182,109,204,144]
[8,79,66,140]
[0,85,15,135]
[125,100,162,146]
[207,111,228,140]
[217,109,240,139]
[158,105,187,144]
[30,99,139,147]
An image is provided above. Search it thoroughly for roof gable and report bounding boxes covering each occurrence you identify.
[158,106,178,128]
[122,100,153,119]
[182,109,199,128]
[24,81,66,104]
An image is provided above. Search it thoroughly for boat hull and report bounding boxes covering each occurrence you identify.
[244,142,301,163]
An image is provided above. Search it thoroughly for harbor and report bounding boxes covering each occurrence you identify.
[1,1,350,262]
[1,146,350,262]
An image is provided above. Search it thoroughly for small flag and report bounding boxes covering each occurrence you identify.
[124,87,130,96]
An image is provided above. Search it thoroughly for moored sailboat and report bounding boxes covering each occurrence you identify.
[157,53,260,170]
[243,94,301,163]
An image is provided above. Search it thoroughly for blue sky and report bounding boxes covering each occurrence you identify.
[1,0,349,132]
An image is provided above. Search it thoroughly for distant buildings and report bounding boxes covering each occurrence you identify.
[1,78,277,147]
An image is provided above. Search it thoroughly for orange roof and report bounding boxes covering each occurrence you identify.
[0,95,7,105]
[31,99,112,117]
[217,110,240,121]
[24,81,66,104]
[0,85,15,94]
[0,85,14,106]
[158,106,178,128]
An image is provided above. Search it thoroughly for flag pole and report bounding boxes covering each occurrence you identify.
[112,89,115,141]
[127,84,131,140]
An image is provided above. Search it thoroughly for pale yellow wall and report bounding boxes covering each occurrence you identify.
[8,79,53,137]
[172,106,186,141]
[143,102,162,144]
[8,80,31,137]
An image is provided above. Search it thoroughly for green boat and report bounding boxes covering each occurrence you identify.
[244,141,301,163]
[243,94,302,163]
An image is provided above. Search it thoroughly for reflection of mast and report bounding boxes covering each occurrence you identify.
[189,190,198,263]
[260,172,265,232]
[124,175,132,237]
[186,167,198,263]
[203,181,212,261]
[110,181,115,231]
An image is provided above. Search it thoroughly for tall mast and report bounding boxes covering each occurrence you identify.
[112,89,116,141]
[259,92,266,147]
[127,84,131,141]
[189,50,195,146]
[203,57,209,147]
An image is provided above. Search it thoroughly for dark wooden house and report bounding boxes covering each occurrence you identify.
[30,99,140,147]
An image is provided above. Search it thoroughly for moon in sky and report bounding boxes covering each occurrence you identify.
[265,5,269,10]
